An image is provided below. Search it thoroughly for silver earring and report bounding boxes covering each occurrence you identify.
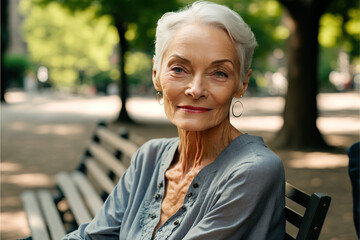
[232,100,244,118]
[156,91,163,105]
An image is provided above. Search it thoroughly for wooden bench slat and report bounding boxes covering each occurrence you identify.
[286,182,310,208]
[56,172,92,224]
[38,190,67,239]
[21,191,50,240]
[96,126,138,158]
[71,171,104,216]
[285,206,303,228]
[85,157,115,194]
[88,142,127,177]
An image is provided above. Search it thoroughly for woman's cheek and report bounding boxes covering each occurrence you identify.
[161,83,179,112]
[162,80,184,99]
[210,86,234,105]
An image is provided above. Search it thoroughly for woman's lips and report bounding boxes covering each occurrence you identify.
[178,105,212,113]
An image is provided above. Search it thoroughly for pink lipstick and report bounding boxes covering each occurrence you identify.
[178,105,211,113]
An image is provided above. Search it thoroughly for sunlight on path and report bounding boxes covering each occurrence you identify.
[1,212,30,239]
[287,152,349,168]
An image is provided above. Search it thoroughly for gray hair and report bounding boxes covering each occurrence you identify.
[153,1,257,85]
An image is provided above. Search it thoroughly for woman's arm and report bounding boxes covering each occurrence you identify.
[62,150,140,240]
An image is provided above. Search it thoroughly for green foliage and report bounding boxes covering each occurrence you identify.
[3,53,29,87]
[30,0,286,90]
[316,0,359,88]
[20,0,119,87]
[32,0,180,104]
[319,14,343,48]
[91,71,115,93]
[319,10,360,54]
[318,48,337,90]
[345,9,360,38]
[37,0,180,51]
[26,0,358,93]
[320,0,360,57]
[125,51,152,86]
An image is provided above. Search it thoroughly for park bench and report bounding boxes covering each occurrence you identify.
[21,122,331,240]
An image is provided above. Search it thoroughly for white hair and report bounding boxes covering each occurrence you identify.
[153,1,257,85]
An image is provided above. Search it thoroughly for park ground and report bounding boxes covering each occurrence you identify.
[1,90,359,239]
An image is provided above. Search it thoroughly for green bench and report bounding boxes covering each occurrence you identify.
[21,122,331,240]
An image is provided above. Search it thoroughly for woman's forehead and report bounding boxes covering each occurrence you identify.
[163,23,239,66]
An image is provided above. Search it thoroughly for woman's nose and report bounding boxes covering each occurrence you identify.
[185,75,207,99]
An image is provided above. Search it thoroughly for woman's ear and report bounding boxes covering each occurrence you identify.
[152,59,162,91]
[234,70,252,98]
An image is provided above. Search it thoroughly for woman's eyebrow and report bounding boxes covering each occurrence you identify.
[211,59,234,66]
[169,54,191,63]
[168,55,234,67]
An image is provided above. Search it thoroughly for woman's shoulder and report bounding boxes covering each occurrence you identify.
[224,134,284,179]
[231,134,281,162]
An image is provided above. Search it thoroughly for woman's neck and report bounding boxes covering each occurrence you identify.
[176,119,241,175]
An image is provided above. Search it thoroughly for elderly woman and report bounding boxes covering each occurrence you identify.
[64,1,285,239]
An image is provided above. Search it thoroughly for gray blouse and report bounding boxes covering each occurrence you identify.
[63,134,285,240]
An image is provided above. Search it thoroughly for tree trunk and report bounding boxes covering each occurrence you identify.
[1,0,9,103]
[115,20,134,123]
[273,3,330,149]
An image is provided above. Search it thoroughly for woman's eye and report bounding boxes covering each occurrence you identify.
[172,67,184,73]
[215,71,228,78]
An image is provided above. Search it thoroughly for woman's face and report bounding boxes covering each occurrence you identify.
[153,23,248,131]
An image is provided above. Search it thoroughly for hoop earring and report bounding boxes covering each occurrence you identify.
[232,100,243,118]
[156,91,163,105]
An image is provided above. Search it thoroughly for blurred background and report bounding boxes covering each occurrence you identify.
[1,0,359,239]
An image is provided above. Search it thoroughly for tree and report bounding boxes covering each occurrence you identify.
[270,0,333,149]
[1,0,9,102]
[21,1,119,88]
[273,0,359,149]
[271,0,358,149]
[38,0,179,122]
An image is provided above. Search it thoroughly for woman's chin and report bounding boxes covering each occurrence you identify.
[173,120,215,132]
